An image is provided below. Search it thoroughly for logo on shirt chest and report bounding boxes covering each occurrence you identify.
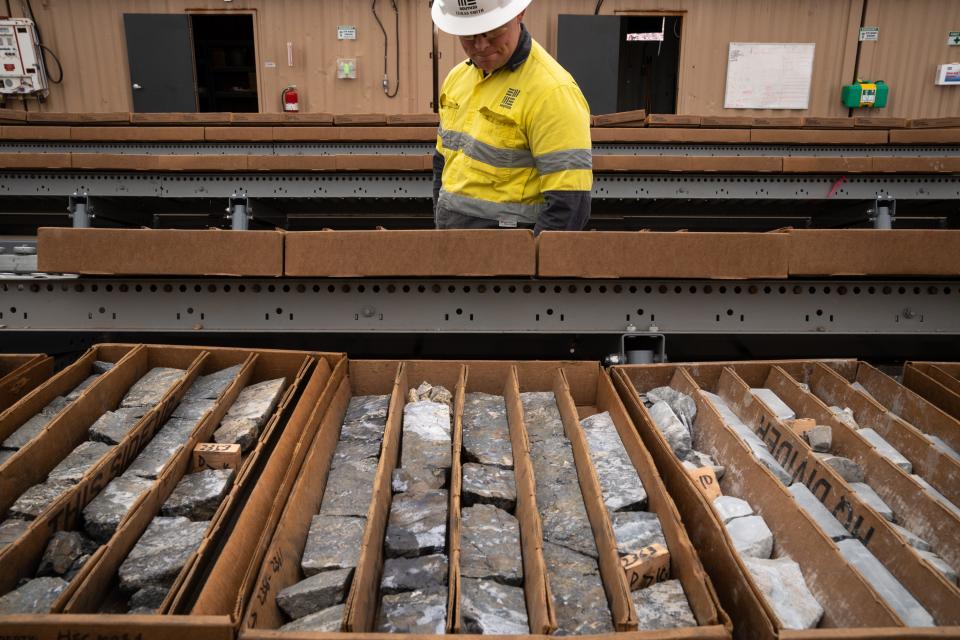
[500,88,521,109]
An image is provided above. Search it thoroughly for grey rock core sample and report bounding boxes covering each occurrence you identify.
[213,377,286,452]
[47,441,114,484]
[37,530,98,577]
[120,367,186,408]
[276,568,354,621]
[0,577,69,614]
[857,428,913,473]
[460,577,529,635]
[123,417,196,480]
[580,411,647,513]
[459,504,522,586]
[88,407,150,446]
[743,556,823,630]
[836,538,934,627]
[380,554,448,594]
[182,365,242,402]
[3,413,53,450]
[401,400,452,471]
[849,482,895,522]
[461,462,516,512]
[725,515,774,559]
[384,489,448,558]
[788,483,851,542]
[631,579,698,631]
[611,510,666,555]
[319,459,379,518]
[648,401,692,461]
[750,388,796,421]
[712,496,755,525]
[815,454,866,484]
[160,468,235,521]
[0,519,30,548]
[117,516,208,592]
[462,393,513,468]
[301,514,365,577]
[541,541,613,635]
[375,587,448,634]
[279,604,345,632]
[8,480,74,520]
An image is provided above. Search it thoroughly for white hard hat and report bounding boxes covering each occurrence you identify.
[431,0,533,36]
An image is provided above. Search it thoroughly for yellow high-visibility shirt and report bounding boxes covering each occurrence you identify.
[436,34,592,228]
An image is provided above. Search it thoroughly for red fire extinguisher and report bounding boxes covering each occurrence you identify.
[282,85,300,112]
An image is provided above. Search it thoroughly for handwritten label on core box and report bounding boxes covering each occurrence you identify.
[192,442,242,472]
[621,543,671,591]
[687,465,722,501]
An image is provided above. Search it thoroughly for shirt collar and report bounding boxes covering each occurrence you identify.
[467,23,532,74]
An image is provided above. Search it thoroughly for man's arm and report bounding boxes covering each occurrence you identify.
[536,191,591,233]
[527,84,593,234]
[433,149,445,217]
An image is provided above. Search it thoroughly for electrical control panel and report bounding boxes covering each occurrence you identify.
[0,18,49,95]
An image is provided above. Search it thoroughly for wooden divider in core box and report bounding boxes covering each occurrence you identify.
[460,363,557,634]
[63,347,317,616]
[903,362,960,420]
[548,367,638,631]
[239,360,405,633]
[0,345,133,474]
[180,352,344,619]
[711,364,960,626]
[0,354,53,413]
[760,365,960,564]
[611,362,907,639]
[0,344,207,610]
[559,362,729,637]
[60,349,260,614]
[343,361,461,632]
[805,362,960,509]
[855,362,960,459]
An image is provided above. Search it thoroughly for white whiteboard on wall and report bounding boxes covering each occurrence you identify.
[723,42,816,109]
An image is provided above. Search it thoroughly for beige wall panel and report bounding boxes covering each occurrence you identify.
[857,0,960,118]
[17,0,951,118]
[14,0,434,114]
[437,0,860,117]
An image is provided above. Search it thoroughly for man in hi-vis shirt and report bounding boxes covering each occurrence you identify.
[432,0,592,234]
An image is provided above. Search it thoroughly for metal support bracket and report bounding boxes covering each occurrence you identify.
[226,192,250,231]
[67,192,94,228]
[869,195,897,229]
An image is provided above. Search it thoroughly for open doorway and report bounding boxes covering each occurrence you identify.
[191,14,258,112]
[557,13,681,115]
[618,15,681,114]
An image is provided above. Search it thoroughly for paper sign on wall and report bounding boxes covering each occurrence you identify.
[859,27,879,42]
[724,42,815,110]
[338,25,357,40]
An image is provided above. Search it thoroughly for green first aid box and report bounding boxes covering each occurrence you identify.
[842,80,889,108]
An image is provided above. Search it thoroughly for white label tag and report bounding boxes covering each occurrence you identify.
[337,26,357,40]
[498,215,518,228]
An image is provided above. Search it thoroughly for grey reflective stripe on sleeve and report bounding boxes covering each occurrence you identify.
[534,148,593,175]
[437,190,545,224]
[439,127,535,169]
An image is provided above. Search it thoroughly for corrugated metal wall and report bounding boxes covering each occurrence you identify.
[10,0,958,118]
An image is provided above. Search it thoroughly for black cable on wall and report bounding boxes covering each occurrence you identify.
[372,0,400,98]
[23,0,63,84]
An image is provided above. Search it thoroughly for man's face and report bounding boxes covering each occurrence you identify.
[459,13,523,73]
